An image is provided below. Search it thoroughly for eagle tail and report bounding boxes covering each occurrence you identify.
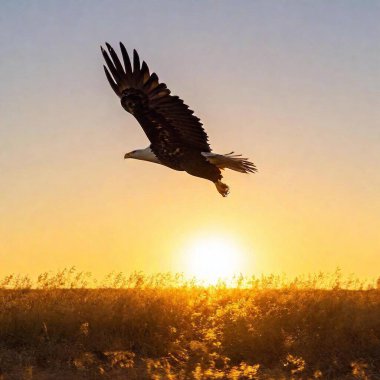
[202,152,257,174]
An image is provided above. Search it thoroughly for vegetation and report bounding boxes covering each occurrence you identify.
[0,269,379,379]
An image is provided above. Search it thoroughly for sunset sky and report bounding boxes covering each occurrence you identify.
[1,1,379,281]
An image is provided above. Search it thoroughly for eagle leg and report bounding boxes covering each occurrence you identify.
[214,180,230,197]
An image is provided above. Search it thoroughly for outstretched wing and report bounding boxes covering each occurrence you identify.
[101,42,211,153]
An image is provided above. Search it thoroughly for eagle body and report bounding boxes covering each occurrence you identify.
[133,108,217,177]
[101,42,256,196]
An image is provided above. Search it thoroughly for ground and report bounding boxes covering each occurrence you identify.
[0,271,379,379]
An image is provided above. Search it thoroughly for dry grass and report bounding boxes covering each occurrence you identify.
[0,269,379,379]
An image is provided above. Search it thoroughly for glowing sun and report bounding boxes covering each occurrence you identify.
[184,236,244,284]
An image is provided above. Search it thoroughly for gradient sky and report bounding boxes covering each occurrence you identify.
[0,1,379,280]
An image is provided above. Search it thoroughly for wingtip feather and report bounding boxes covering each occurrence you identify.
[133,49,140,71]
[120,42,132,78]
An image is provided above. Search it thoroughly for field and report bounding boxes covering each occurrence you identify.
[0,270,379,379]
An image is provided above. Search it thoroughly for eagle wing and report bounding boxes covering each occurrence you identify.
[101,42,211,153]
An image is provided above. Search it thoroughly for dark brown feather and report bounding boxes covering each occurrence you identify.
[101,43,212,156]
[103,66,120,96]
[119,42,132,81]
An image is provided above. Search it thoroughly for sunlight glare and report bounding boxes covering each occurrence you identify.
[184,236,245,285]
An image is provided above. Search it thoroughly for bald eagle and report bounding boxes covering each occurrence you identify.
[101,42,257,196]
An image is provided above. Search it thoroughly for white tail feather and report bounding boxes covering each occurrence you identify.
[202,152,257,174]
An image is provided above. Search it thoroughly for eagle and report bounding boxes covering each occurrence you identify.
[101,42,257,196]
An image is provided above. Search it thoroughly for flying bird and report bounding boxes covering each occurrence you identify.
[101,42,257,196]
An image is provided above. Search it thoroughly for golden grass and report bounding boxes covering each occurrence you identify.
[0,269,379,379]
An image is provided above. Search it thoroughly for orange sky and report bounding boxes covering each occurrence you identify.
[0,2,379,280]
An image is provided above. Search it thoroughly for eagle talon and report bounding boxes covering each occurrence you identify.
[215,180,230,197]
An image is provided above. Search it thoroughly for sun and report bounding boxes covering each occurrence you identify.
[184,235,245,285]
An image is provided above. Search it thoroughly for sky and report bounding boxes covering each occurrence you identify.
[0,1,379,281]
